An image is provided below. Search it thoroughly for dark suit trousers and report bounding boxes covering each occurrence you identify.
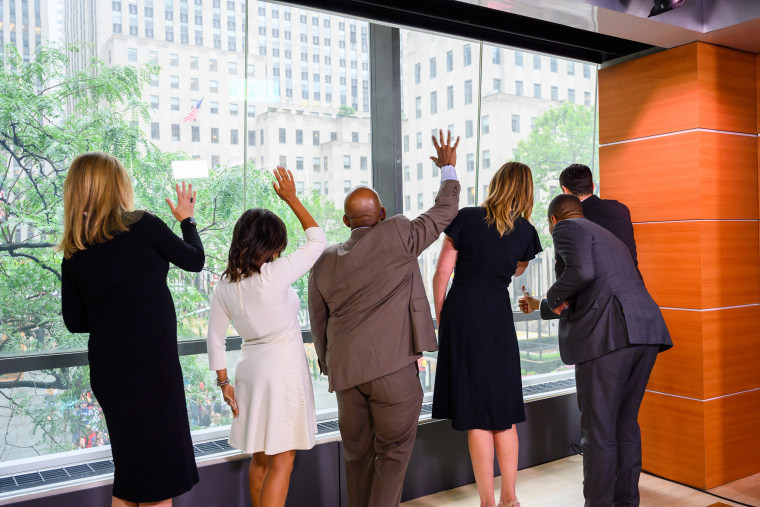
[575,345,659,507]
[336,363,423,507]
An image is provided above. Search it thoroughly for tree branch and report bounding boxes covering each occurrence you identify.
[0,242,56,252]
[0,379,67,390]
[7,250,61,280]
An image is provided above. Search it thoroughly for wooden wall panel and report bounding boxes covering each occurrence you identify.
[705,389,760,488]
[635,221,760,309]
[640,390,760,490]
[599,43,757,145]
[600,134,699,222]
[635,222,702,309]
[696,44,757,134]
[698,133,759,220]
[600,132,758,222]
[756,54,760,133]
[648,306,760,401]
[698,221,760,309]
[703,306,760,399]
[647,309,704,399]
[599,44,698,145]
[640,391,706,489]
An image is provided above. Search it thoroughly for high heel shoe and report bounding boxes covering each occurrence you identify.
[498,500,520,507]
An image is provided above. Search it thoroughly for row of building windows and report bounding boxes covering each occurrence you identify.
[403,183,488,212]
[129,46,366,75]
[402,115,529,154]
[257,6,367,36]
[413,83,591,118]
[147,91,366,112]
[113,2,364,34]
[151,123,369,155]
[309,178,369,196]
[413,48,593,84]
[276,128,365,144]
[513,51,593,76]
[114,7,368,51]
[150,97,255,116]
[403,149,493,185]
[257,28,368,52]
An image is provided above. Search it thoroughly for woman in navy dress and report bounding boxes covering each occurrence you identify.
[432,161,542,507]
[60,152,203,506]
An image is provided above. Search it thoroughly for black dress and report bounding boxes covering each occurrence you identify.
[432,207,542,431]
[61,212,204,502]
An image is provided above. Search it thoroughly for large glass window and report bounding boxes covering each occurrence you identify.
[401,30,482,396]
[481,43,599,379]
[0,1,371,468]
[0,0,597,485]
[402,29,598,395]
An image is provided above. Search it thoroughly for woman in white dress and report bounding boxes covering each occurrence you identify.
[206,166,327,507]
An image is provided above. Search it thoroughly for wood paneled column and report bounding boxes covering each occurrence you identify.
[599,42,760,489]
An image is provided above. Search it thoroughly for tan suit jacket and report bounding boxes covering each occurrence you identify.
[308,179,460,392]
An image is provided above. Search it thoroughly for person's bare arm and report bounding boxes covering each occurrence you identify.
[214,368,238,418]
[514,261,529,277]
[402,130,461,257]
[273,166,318,230]
[433,235,458,324]
[206,292,238,417]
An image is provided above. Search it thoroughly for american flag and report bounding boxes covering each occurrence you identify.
[182,98,203,122]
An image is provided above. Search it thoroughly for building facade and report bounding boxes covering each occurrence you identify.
[61,0,372,209]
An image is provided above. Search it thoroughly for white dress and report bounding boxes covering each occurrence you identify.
[206,227,327,455]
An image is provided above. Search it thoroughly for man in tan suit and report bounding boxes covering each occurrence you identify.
[308,131,460,507]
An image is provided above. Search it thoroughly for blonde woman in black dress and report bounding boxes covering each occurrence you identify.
[432,162,542,507]
[60,152,204,507]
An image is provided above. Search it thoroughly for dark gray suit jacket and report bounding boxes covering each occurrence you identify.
[308,179,460,392]
[555,195,639,278]
[540,218,672,365]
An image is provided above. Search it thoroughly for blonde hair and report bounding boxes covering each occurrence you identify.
[58,152,135,259]
[482,161,534,236]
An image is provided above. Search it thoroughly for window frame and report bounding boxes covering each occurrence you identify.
[0,10,599,487]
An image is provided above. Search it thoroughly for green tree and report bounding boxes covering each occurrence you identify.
[337,105,357,117]
[512,102,597,246]
[0,43,347,459]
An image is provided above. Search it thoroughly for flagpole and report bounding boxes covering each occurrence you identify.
[242,0,250,210]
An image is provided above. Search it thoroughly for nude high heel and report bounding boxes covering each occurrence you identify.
[498,500,520,507]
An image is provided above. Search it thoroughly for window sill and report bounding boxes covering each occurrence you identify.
[0,374,576,503]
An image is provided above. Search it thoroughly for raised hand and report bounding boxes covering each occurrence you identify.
[430,129,460,168]
[273,165,318,230]
[272,166,298,204]
[165,181,196,222]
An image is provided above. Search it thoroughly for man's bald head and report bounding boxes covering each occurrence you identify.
[548,194,584,221]
[343,186,386,229]
[548,194,584,232]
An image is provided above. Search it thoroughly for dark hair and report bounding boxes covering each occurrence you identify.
[222,209,288,282]
[547,194,584,221]
[559,164,594,196]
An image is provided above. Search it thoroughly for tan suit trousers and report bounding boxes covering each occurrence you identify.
[336,363,423,507]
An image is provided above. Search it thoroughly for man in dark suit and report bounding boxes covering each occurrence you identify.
[519,194,672,507]
[556,164,639,277]
[308,131,460,507]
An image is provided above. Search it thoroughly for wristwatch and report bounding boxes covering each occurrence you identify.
[181,216,197,226]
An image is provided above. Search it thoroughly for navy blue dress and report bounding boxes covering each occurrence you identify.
[432,207,542,431]
[61,212,203,502]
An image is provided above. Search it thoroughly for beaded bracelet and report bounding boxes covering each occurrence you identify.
[216,378,231,387]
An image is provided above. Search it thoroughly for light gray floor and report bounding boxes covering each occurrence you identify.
[401,455,756,507]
